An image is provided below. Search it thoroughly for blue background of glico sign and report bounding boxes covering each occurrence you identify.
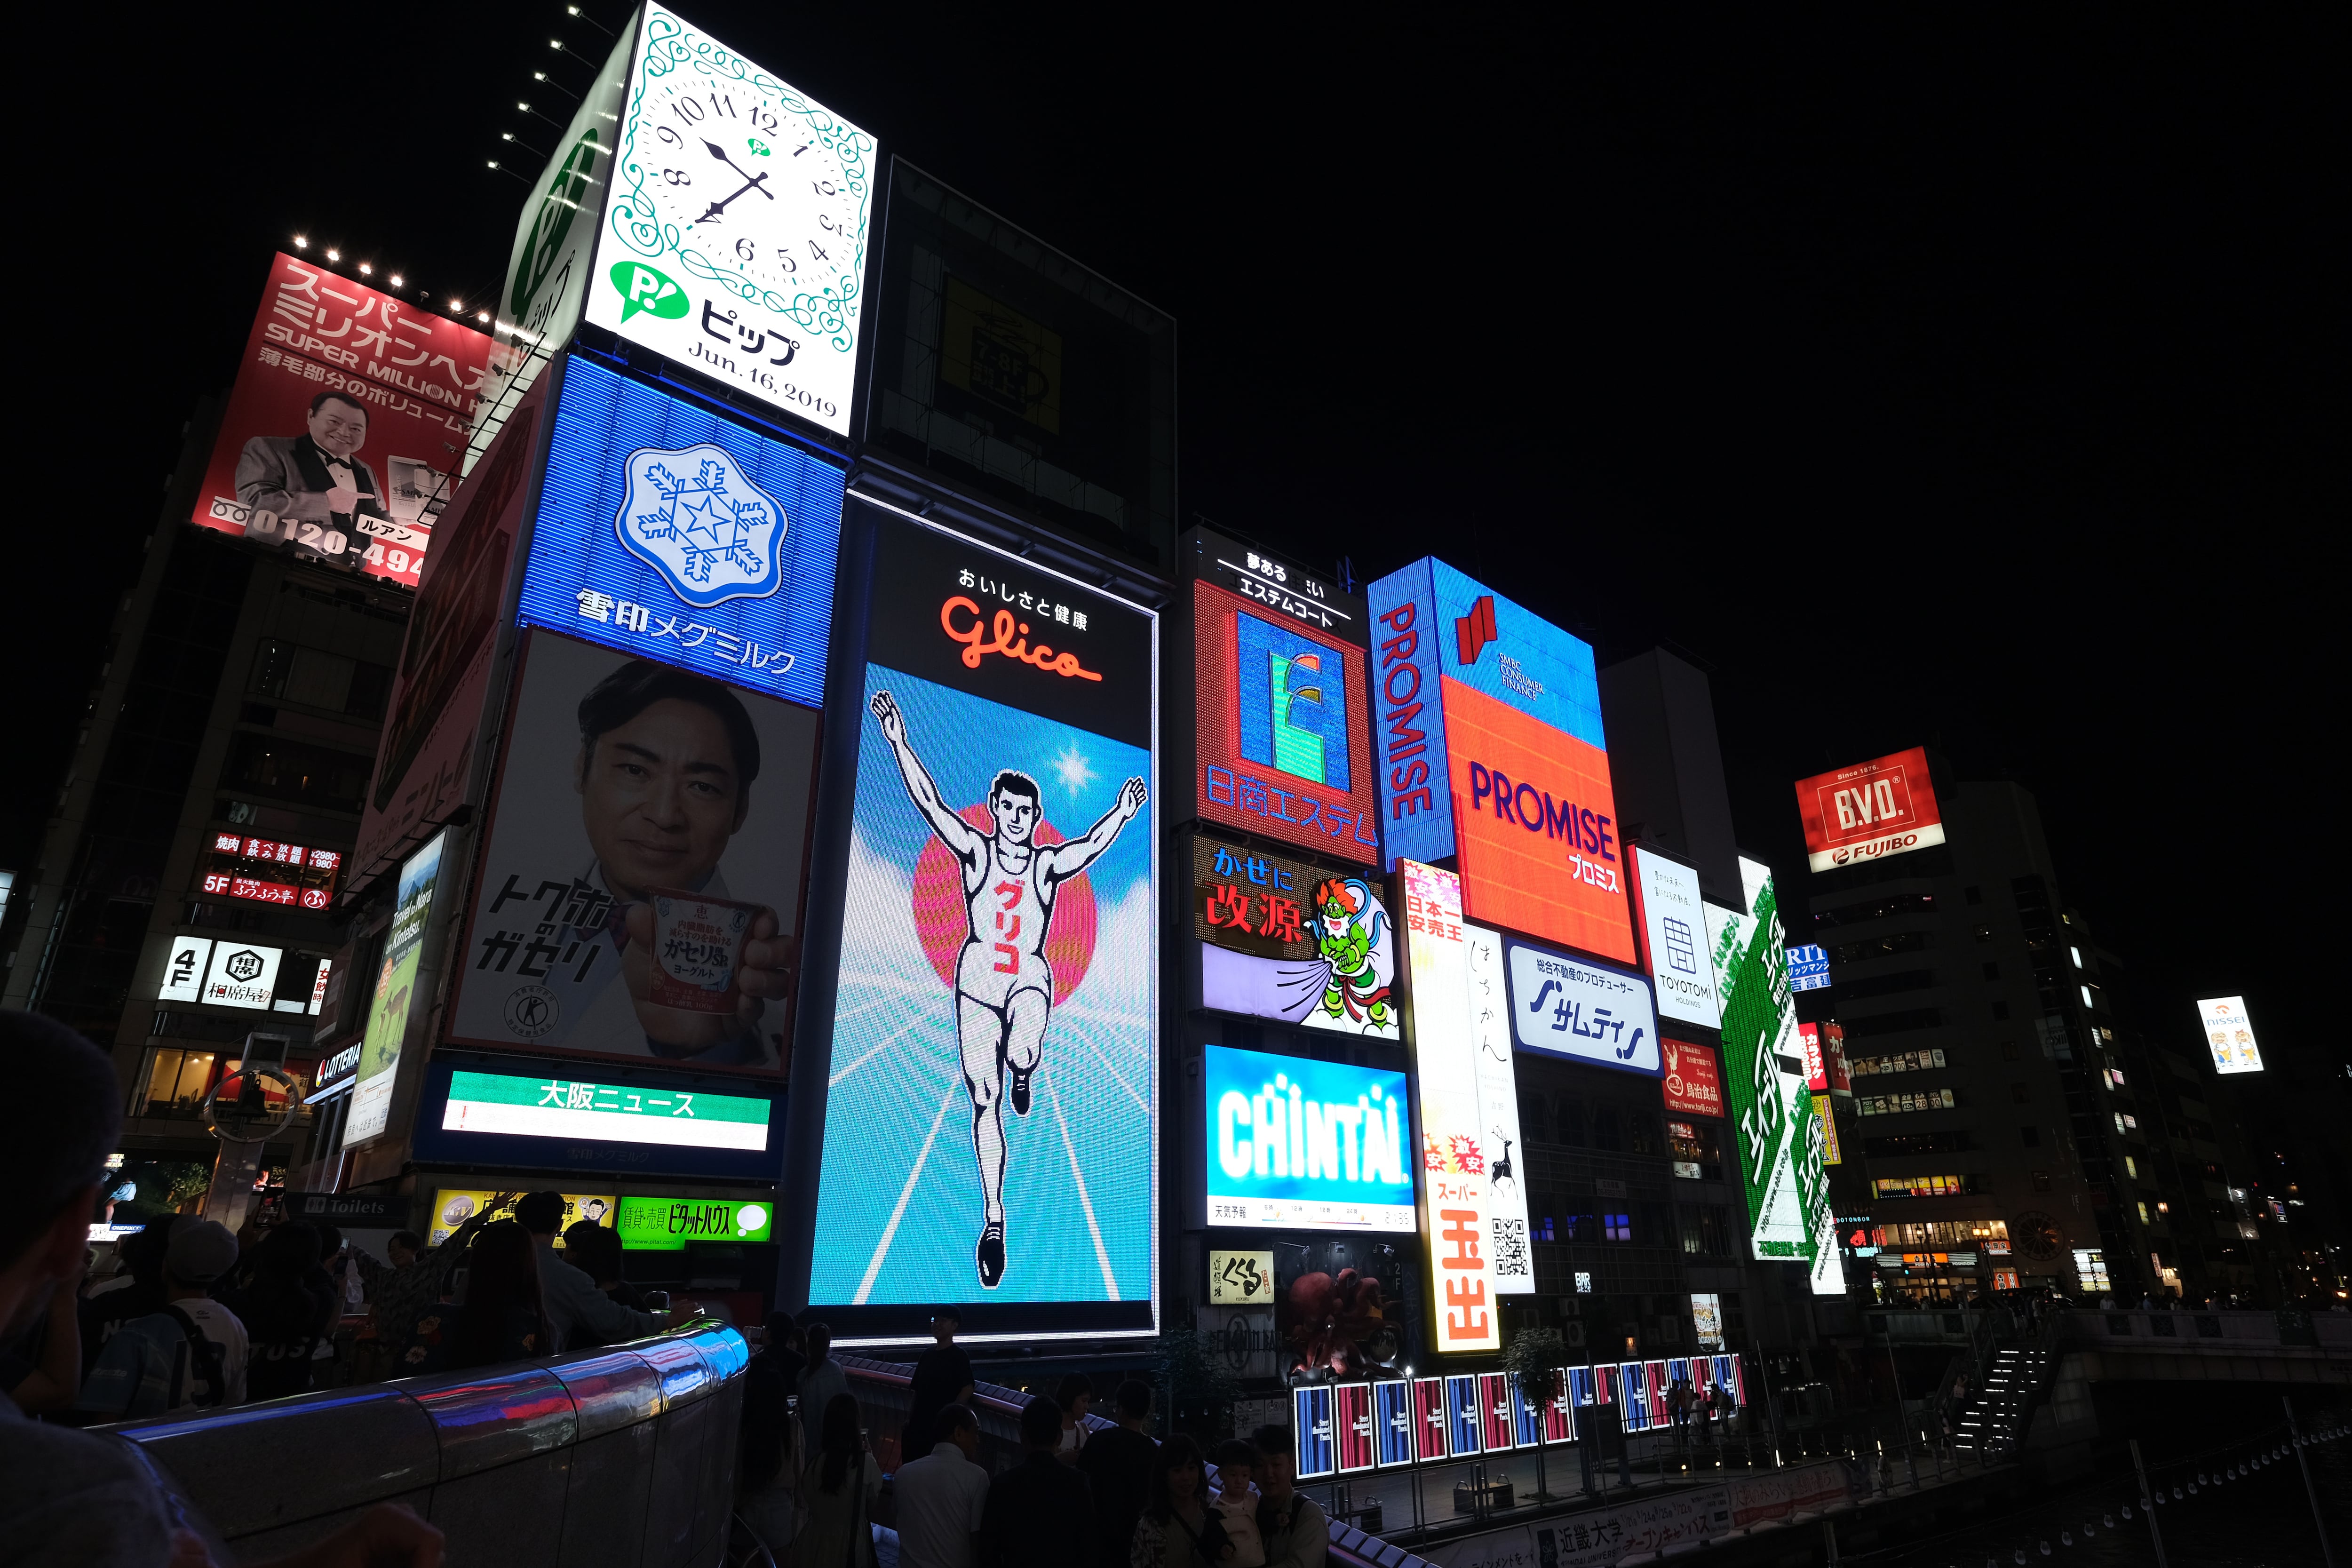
[1367,557,1609,872]
[516,355,846,710]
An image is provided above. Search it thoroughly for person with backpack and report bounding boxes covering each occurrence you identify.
[71,1220,248,1421]
[160,1220,247,1410]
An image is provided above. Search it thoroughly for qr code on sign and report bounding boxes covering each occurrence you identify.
[1492,1217,1530,1278]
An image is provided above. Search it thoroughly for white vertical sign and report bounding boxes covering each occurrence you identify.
[1403,861,1499,1351]
[1632,847,1721,1029]
[158,936,214,1004]
[2196,996,2264,1075]
[1465,920,1534,1295]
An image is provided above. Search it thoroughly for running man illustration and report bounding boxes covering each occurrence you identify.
[870,690,1148,1289]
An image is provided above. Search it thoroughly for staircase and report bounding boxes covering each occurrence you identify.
[1954,1342,2054,1458]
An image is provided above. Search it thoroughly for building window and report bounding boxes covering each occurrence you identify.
[2033,1170,2053,1192]
[2000,1040,2018,1061]
[1668,1120,1723,1180]
[1981,962,2000,981]
[1629,1112,1660,1156]
[1592,1106,1622,1153]
[2080,985,2097,1010]
[1857,1088,1958,1116]
[1557,1097,1586,1147]
[2021,1126,2040,1147]
[1518,1092,1549,1143]
[2011,1082,2031,1105]
[141,1049,220,1116]
[1872,1174,1971,1199]
[1604,1213,1632,1242]
[1991,1000,2010,1020]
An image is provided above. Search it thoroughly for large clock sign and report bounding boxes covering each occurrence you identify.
[587,4,876,439]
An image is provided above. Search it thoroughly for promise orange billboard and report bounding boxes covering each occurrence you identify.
[1793,746,1945,873]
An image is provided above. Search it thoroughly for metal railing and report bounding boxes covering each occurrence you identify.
[104,1319,749,1566]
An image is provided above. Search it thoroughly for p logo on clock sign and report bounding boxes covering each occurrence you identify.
[612,443,789,607]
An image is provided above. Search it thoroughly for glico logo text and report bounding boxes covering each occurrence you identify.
[1467,762,1615,863]
[940,597,1103,682]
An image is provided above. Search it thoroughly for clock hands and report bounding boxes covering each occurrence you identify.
[691,138,774,224]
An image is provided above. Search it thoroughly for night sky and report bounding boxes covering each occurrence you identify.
[14,9,2333,1092]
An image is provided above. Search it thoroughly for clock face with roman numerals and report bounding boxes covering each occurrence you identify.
[587,2,876,438]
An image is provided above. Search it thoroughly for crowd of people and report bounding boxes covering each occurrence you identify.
[2,1007,1348,1568]
[731,1303,1329,1568]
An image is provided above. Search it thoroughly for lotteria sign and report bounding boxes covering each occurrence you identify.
[1793,747,1945,873]
[1367,559,1634,963]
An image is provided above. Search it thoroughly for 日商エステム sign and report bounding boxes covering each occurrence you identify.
[1191,527,1379,863]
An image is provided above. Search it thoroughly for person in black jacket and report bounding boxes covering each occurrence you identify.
[978,1394,1096,1567]
[1078,1378,1158,1568]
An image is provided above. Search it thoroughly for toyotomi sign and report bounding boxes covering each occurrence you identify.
[2197,996,2265,1075]
[1793,746,1946,873]
[1630,846,1719,1029]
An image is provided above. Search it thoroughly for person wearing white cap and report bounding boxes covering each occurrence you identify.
[164,1220,250,1409]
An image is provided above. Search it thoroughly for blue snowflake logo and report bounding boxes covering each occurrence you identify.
[611,443,788,606]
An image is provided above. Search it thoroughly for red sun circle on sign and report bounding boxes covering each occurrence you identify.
[910,804,1100,1005]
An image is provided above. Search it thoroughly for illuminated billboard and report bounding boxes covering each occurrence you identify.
[411,1059,779,1180]
[1464,920,1535,1295]
[200,834,342,912]
[1793,746,1945,873]
[515,356,846,710]
[1708,860,1839,1295]
[353,373,550,884]
[1202,1044,1414,1232]
[615,1194,775,1250]
[581,4,877,438]
[1191,532,1378,863]
[445,630,818,1073]
[1403,862,1501,1354]
[158,937,213,1004]
[1502,938,1661,1078]
[476,23,631,467]
[1629,846,1720,1029]
[201,942,284,1012]
[1367,560,1634,963]
[1191,836,1397,1042]
[1786,943,1831,991]
[1796,1021,1851,1093]
[2197,996,2264,1075]
[808,504,1157,1341]
[1661,1038,1724,1119]
[192,252,497,589]
[344,832,444,1147]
